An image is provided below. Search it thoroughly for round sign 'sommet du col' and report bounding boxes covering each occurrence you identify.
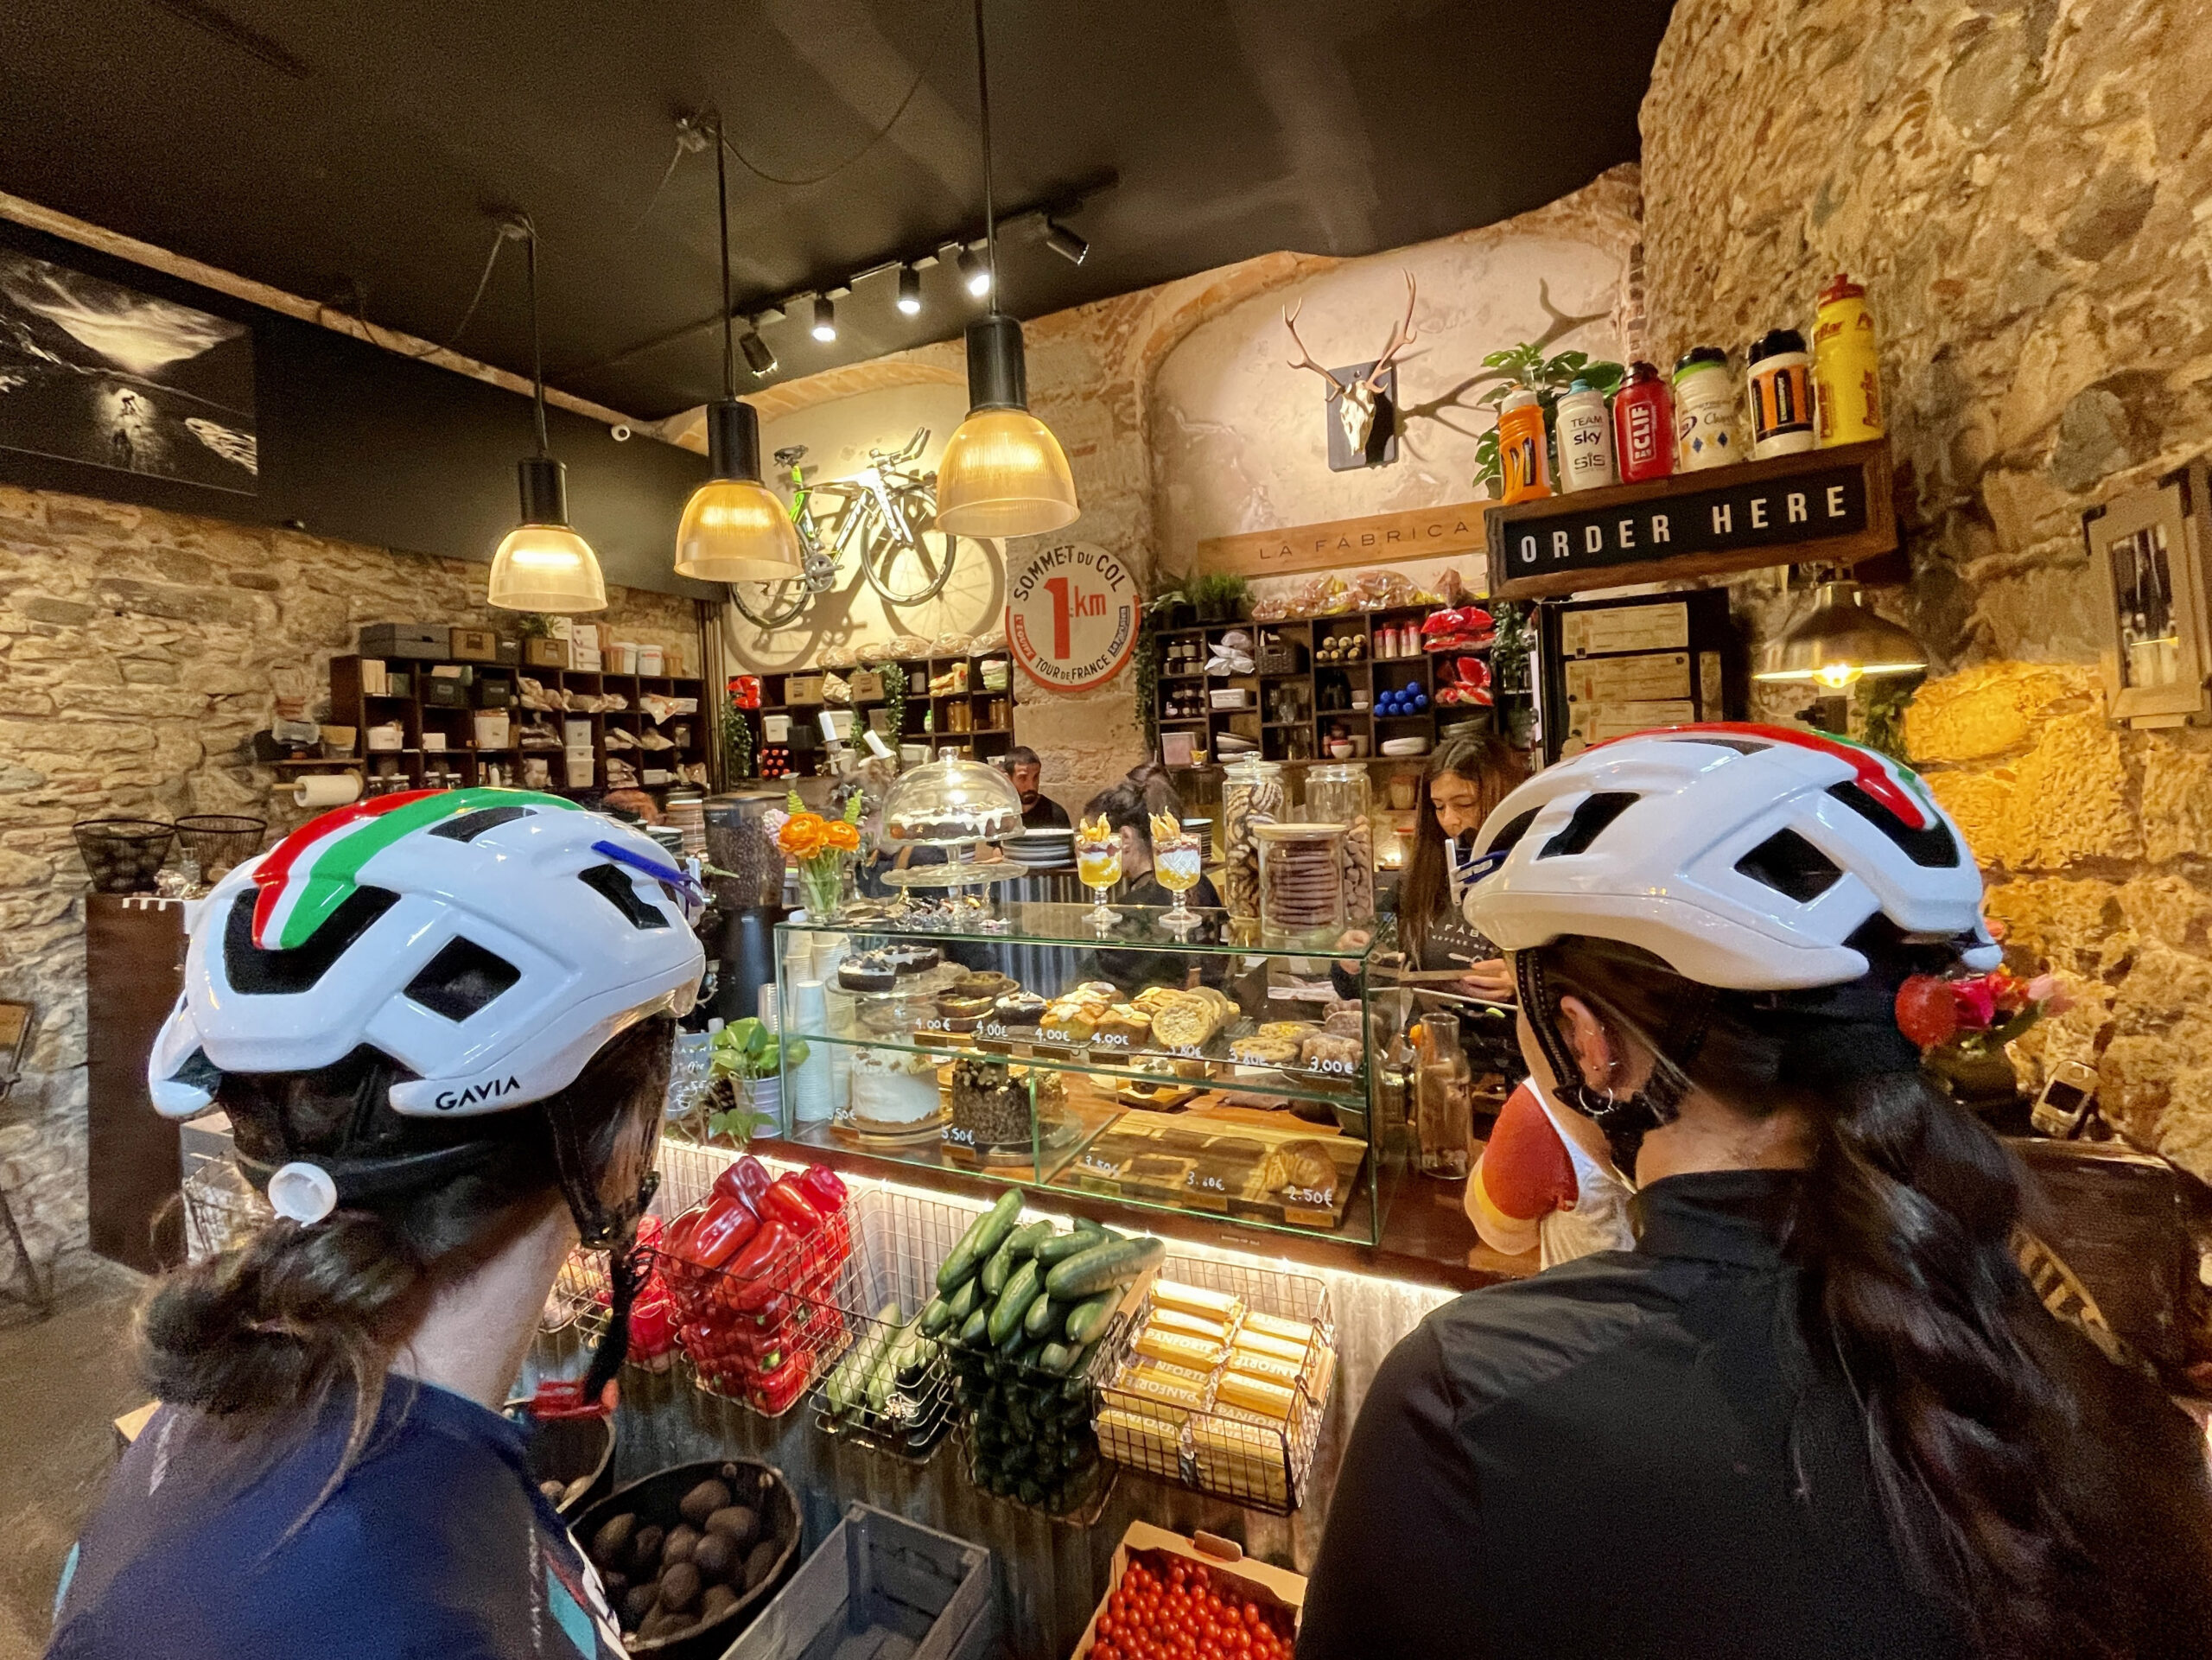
[1006,541,1139,692]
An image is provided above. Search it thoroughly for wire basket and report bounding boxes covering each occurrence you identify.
[950,1341,1118,1525]
[1093,1255,1337,1514]
[174,813,266,880]
[181,1159,269,1261]
[809,1187,970,1463]
[72,817,173,894]
[659,1187,856,1418]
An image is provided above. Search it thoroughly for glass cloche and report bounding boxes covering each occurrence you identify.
[880,750,1024,847]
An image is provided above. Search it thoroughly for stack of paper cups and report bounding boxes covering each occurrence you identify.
[787,980,836,1124]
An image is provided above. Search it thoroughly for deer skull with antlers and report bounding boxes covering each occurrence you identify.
[1283,271,1418,458]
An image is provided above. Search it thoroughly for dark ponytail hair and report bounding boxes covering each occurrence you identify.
[1530,932,2212,1659]
[140,1015,671,1485]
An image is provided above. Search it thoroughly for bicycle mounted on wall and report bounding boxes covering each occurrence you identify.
[728,426,970,629]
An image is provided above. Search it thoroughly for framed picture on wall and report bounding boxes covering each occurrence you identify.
[0,247,257,493]
[2086,458,2212,728]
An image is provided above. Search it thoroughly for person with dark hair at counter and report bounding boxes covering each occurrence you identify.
[1003,746,1071,829]
[1076,780,1224,993]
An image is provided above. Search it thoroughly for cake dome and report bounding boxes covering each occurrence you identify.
[880,751,1024,846]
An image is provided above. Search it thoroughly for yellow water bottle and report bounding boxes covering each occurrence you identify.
[1813,273,1884,445]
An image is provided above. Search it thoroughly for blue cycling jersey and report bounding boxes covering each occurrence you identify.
[48,1376,622,1660]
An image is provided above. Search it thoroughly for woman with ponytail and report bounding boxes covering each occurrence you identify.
[49,792,704,1660]
[1300,727,2212,1660]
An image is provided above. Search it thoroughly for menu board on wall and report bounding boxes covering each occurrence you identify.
[1537,589,1744,763]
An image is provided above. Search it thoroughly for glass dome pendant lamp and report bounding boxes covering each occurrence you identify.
[488,218,607,614]
[932,0,1080,541]
[673,112,804,584]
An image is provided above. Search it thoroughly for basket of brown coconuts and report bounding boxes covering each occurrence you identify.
[571,1457,801,1656]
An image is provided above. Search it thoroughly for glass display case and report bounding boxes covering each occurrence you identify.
[773,902,1397,1245]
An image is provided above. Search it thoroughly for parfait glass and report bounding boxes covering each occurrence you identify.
[1077,839,1123,928]
[1153,827,1205,934]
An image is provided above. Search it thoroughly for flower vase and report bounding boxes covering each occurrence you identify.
[797,849,853,921]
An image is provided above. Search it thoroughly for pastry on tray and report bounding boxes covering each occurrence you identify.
[991,990,1046,1030]
[1257,1139,1338,1199]
[1041,1001,1107,1043]
[837,951,898,992]
[1259,1020,1319,1040]
[881,944,943,976]
[1132,985,1185,1014]
[961,970,1017,1001]
[1094,1004,1153,1045]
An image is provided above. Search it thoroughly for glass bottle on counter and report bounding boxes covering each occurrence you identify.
[1414,1012,1473,1180]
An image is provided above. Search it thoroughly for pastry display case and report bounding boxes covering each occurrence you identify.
[773,903,1396,1245]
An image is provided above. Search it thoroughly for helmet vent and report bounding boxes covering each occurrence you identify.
[578,862,672,931]
[403,938,522,1023]
[1734,830,1844,903]
[225,886,401,994]
[1826,782,1960,868]
[1539,792,1639,859]
[1666,735,1769,755]
[1483,807,1541,859]
[430,805,534,843]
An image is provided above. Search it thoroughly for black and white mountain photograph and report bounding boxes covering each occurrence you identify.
[0,249,257,492]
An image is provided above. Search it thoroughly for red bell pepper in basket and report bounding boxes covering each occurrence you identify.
[795,1166,847,1212]
[761,1173,824,1234]
[721,1220,795,1313]
[713,1154,776,1215]
[681,1194,760,1273]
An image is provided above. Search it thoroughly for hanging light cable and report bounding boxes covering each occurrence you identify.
[932,0,1080,539]
[488,217,607,614]
[674,111,805,584]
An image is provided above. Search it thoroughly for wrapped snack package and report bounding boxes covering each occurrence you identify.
[1295,573,1355,616]
[930,632,976,658]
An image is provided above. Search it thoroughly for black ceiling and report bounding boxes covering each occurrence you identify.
[0,0,1672,425]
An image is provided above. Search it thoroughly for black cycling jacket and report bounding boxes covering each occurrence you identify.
[1298,1167,2212,1660]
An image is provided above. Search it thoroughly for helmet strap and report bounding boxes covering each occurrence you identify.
[1515,949,1719,1175]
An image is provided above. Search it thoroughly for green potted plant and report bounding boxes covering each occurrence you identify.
[1190,571,1252,625]
[699,1017,804,1147]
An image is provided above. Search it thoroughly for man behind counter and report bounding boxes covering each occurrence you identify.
[1004,745,1071,829]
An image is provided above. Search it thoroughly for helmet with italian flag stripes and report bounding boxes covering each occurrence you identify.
[1463,723,2000,991]
[148,788,705,1121]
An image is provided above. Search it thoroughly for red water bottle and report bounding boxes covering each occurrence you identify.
[1613,360,1674,483]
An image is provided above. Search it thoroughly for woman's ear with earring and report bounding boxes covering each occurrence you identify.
[1557,994,1617,1095]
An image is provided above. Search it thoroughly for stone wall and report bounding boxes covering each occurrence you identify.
[727,169,1641,811]
[1642,0,2212,1178]
[0,482,699,1264]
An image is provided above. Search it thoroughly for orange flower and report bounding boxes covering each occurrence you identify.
[823,819,861,852]
[779,812,827,857]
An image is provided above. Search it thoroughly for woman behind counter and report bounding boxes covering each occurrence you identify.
[1393,728,1524,1001]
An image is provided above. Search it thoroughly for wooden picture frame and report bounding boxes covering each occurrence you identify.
[2087,459,2211,728]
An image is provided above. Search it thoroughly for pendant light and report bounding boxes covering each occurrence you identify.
[673,112,806,584]
[1751,578,1928,689]
[488,219,607,614]
[933,0,1080,540]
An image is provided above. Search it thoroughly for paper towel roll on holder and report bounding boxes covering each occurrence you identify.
[292,772,363,810]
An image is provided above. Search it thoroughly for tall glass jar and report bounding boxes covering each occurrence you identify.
[1303,763,1376,922]
[1220,757,1285,921]
[1414,1011,1472,1180]
[1255,822,1346,936]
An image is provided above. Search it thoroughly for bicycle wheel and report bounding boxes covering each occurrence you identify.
[861,487,963,607]
[728,578,811,630]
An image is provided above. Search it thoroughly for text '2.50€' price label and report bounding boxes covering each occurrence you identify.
[1007,541,1138,693]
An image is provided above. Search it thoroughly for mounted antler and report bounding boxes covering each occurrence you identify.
[1282,271,1419,457]
[1282,302,1350,399]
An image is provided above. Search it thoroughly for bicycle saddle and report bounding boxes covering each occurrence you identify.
[773,445,808,466]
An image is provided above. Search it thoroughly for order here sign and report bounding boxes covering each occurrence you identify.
[1484,438,1895,601]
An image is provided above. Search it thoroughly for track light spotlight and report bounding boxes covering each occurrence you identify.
[740,327,776,376]
[957,245,992,298]
[896,264,923,315]
[811,295,837,342]
[1043,219,1088,265]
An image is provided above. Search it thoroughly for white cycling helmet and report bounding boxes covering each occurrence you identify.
[1465,722,1999,991]
[149,787,705,1122]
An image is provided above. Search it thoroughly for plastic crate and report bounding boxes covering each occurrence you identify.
[1093,1256,1337,1514]
[719,1502,994,1660]
[810,1188,969,1463]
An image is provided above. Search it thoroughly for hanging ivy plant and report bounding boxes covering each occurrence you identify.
[724,688,755,781]
[880,661,907,753]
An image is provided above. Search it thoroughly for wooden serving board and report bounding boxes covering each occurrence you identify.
[1052,1109,1367,1231]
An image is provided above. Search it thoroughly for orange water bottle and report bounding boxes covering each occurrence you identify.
[1498,385,1552,504]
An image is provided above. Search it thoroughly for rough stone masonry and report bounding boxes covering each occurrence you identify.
[0,482,697,1268]
[1643,0,2212,1179]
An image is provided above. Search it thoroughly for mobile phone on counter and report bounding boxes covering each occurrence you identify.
[2030,1059,2100,1139]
